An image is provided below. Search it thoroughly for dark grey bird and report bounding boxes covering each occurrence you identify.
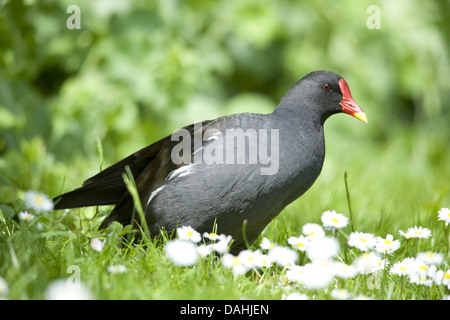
[53,70,367,252]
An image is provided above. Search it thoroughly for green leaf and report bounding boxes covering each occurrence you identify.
[0,204,15,221]
[0,209,5,224]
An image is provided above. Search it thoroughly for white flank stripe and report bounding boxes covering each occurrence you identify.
[165,164,192,181]
[147,186,165,205]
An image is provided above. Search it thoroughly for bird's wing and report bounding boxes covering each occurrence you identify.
[53,120,213,210]
[97,118,230,229]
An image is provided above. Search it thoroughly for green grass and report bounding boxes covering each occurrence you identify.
[0,123,449,300]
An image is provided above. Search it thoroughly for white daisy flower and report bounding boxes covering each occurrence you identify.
[409,226,432,239]
[210,235,232,254]
[177,226,201,243]
[300,262,334,290]
[44,279,93,300]
[268,246,298,268]
[412,259,434,276]
[417,251,443,266]
[19,211,35,221]
[90,238,105,252]
[302,223,325,239]
[348,231,376,252]
[437,207,450,226]
[238,249,263,269]
[202,232,227,242]
[197,244,212,258]
[255,253,272,268]
[331,288,350,300]
[165,239,199,267]
[316,260,341,277]
[306,236,339,262]
[334,262,358,279]
[375,234,401,255]
[282,292,308,300]
[434,269,450,288]
[353,252,382,274]
[389,257,419,276]
[222,253,249,275]
[287,235,310,251]
[321,210,348,230]
[107,265,127,274]
[399,226,431,239]
[260,237,277,250]
[286,265,305,283]
[409,274,433,287]
[24,190,54,213]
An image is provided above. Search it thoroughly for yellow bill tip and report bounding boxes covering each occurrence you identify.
[353,112,368,123]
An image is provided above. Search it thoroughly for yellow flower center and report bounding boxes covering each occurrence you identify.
[360,238,367,243]
[35,196,43,204]
[209,232,217,237]
[384,239,392,244]
[425,252,434,258]
[297,243,304,247]
[233,257,241,266]
[331,218,338,223]
[187,231,193,236]
[444,272,450,279]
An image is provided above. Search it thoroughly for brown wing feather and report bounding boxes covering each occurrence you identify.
[52,136,167,209]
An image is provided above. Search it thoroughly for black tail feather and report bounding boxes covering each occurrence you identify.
[53,184,125,209]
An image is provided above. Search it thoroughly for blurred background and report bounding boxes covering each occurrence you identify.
[0,0,449,229]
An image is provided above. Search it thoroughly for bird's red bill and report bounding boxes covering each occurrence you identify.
[339,78,367,123]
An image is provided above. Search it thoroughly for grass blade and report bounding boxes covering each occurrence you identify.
[122,166,151,241]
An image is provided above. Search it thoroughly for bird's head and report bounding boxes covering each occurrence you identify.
[278,70,367,124]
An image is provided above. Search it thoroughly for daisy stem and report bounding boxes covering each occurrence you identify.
[380,253,388,298]
[400,276,405,299]
[337,228,349,240]
[337,229,349,261]
[444,224,450,259]
[402,239,410,259]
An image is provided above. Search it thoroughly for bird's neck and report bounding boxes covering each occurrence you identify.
[271,101,325,132]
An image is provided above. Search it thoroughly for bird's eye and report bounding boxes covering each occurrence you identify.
[322,83,331,91]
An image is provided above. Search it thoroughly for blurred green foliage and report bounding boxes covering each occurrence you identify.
[0,0,449,206]
[1,1,450,300]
